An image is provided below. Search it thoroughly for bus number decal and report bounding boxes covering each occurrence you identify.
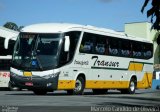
[92,56,119,68]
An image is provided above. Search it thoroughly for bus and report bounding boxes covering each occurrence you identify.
[0,26,19,89]
[10,23,153,95]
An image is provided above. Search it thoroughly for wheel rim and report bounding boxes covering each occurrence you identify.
[130,81,135,92]
[74,79,82,92]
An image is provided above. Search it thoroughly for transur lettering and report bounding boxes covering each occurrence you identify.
[92,56,119,67]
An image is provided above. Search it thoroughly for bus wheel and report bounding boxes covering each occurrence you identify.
[8,83,21,91]
[128,78,136,94]
[67,77,85,95]
[33,90,47,95]
[92,89,108,95]
[10,87,21,91]
[121,78,136,94]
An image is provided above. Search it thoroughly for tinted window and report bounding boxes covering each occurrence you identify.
[142,43,153,59]
[79,33,153,59]
[80,33,95,53]
[80,33,107,55]
[119,39,132,57]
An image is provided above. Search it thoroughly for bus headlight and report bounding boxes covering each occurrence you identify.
[43,72,60,79]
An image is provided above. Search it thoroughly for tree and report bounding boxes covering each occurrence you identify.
[3,22,19,31]
[141,0,160,30]
[3,22,24,31]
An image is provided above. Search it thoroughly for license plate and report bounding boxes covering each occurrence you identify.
[25,82,33,86]
[23,72,32,77]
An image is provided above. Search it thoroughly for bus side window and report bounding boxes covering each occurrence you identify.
[67,31,81,60]
[143,43,153,59]
[132,41,143,58]
[83,41,93,53]
[120,40,131,57]
[95,44,105,54]
[109,38,119,56]
[104,38,109,55]
[80,33,94,54]
[94,35,106,55]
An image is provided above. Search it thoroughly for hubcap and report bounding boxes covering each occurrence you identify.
[130,81,135,91]
[74,80,82,92]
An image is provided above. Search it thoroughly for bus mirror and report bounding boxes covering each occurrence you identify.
[64,36,70,52]
[4,38,10,49]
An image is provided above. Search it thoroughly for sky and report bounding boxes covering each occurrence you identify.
[0,0,151,31]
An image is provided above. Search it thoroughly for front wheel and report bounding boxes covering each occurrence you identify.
[8,82,21,91]
[67,77,85,95]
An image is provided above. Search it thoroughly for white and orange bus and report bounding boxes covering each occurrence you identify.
[10,23,153,95]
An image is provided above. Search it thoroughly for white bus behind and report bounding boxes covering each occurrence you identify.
[0,26,18,88]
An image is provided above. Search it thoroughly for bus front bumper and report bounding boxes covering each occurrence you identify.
[9,72,59,91]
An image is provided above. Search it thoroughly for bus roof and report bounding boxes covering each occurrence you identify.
[21,23,126,34]
[21,23,152,43]
[21,23,83,33]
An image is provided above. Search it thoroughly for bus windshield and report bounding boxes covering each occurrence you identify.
[12,33,63,71]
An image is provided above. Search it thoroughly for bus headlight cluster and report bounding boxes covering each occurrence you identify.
[43,72,60,79]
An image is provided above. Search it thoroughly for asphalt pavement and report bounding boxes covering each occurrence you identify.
[0,89,160,112]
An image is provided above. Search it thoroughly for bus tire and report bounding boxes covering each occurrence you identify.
[92,89,108,95]
[8,82,21,91]
[121,78,136,94]
[33,90,47,95]
[128,78,136,94]
[67,77,85,95]
[10,87,21,91]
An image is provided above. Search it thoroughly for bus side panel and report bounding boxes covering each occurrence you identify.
[85,80,130,89]
[137,72,153,89]
[57,67,76,90]
[57,80,75,90]
[134,59,153,89]
[84,68,133,89]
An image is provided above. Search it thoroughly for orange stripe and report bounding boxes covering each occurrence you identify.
[85,80,129,89]
[58,80,75,90]
[128,63,143,71]
[57,73,153,90]
[137,73,153,89]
